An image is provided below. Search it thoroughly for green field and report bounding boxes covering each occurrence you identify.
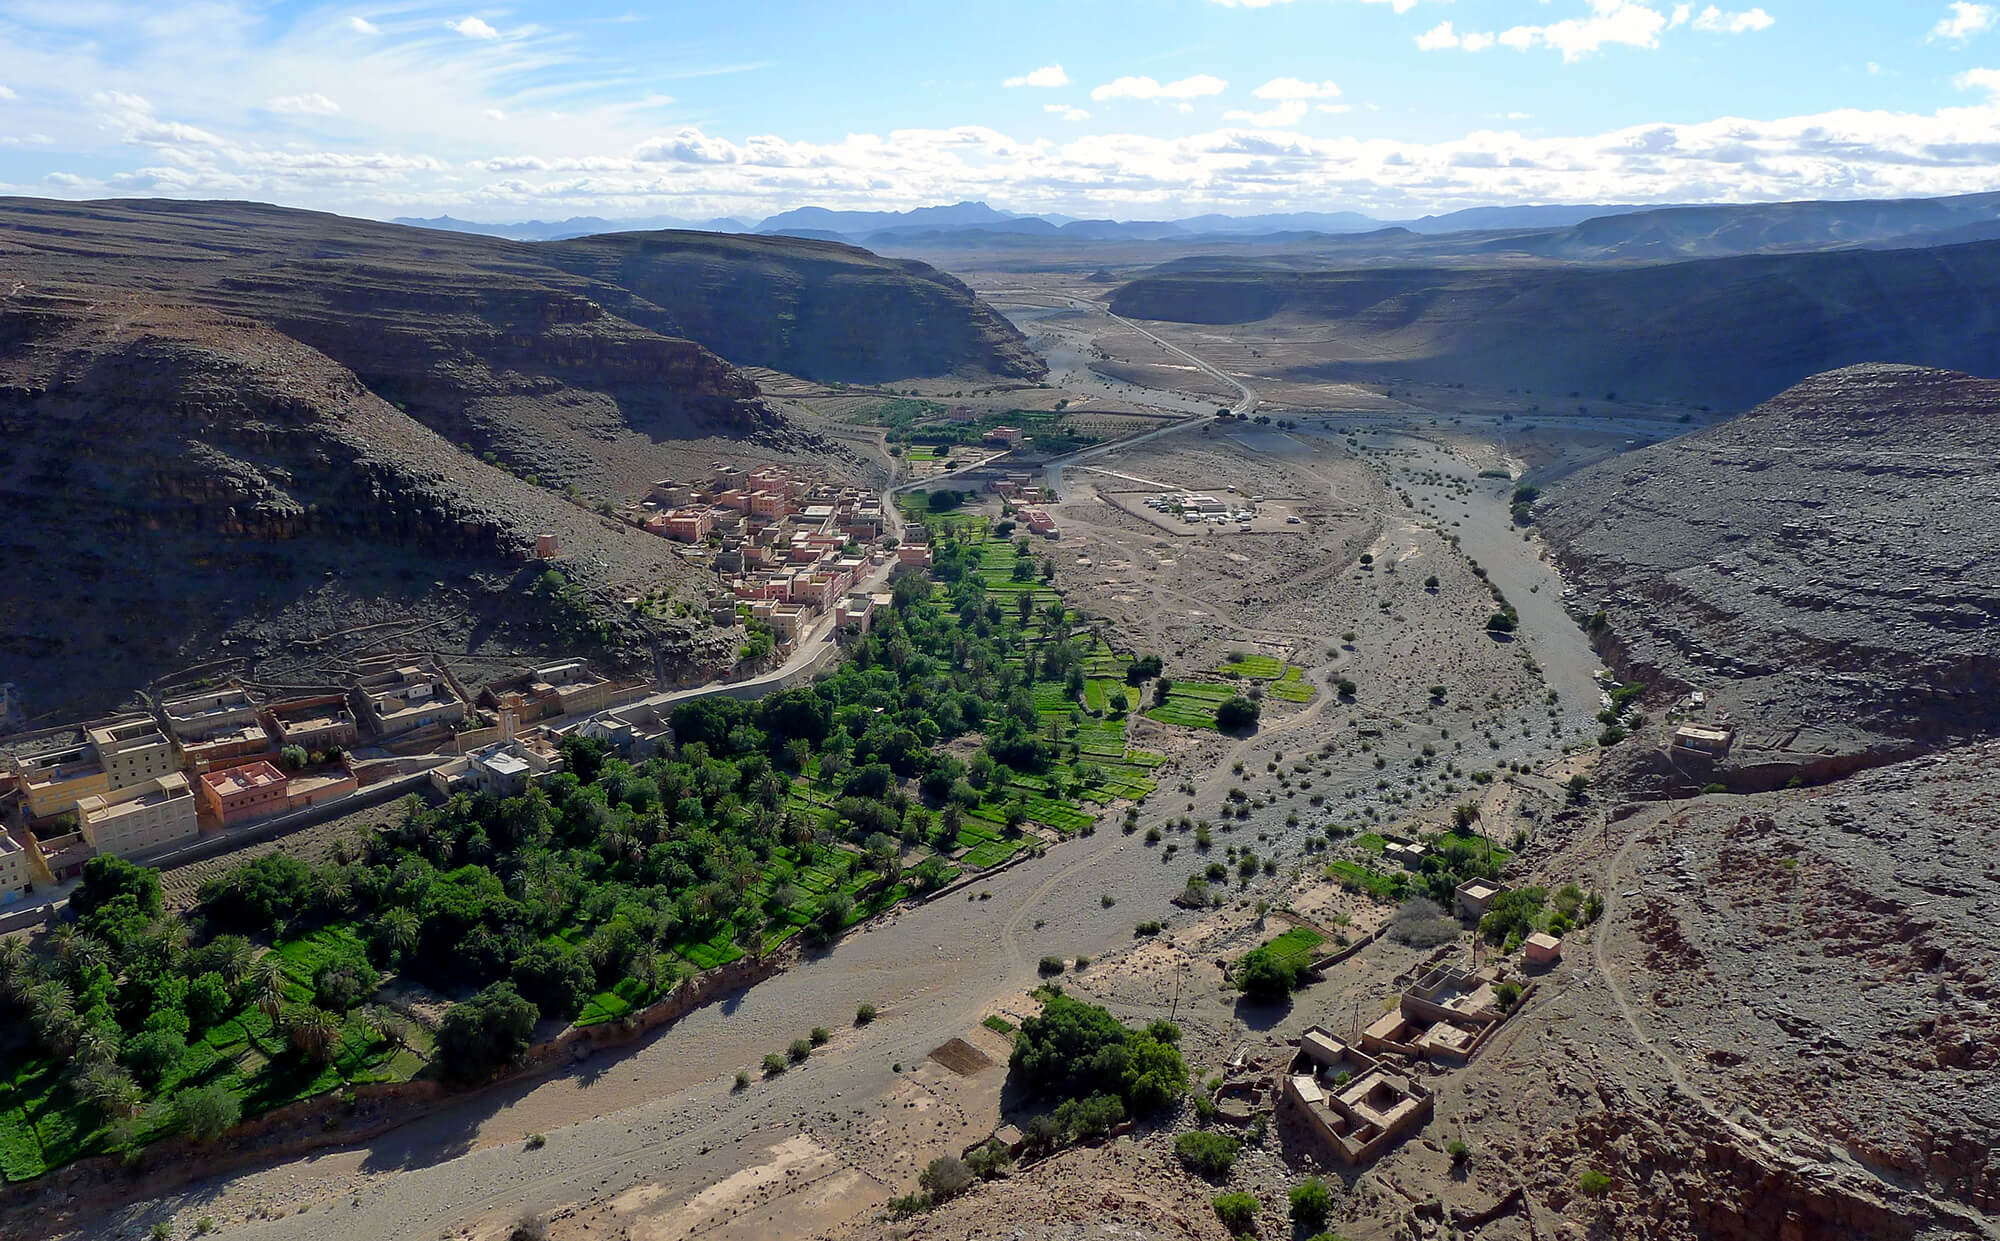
[1217,654,1286,680]
[1327,860,1406,901]
[1268,666,1315,703]
[1256,924,1327,970]
[1144,680,1235,731]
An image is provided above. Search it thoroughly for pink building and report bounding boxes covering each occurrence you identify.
[197,761,288,827]
[661,509,714,542]
[897,544,934,569]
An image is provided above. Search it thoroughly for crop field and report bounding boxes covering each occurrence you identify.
[1269,666,1316,703]
[1327,859,1406,902]
[1144,679,1235,730]
[1257,924,1327,970]
[1217,653,1286,680]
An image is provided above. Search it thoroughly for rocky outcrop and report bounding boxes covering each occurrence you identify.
[1536,364,2000,766]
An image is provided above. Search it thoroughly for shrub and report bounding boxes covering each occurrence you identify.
[809,1026,831,1046]
[168,1084,241,1143]
[1174,1129,1240,1177]
[855,1003,878,1026]
[788,1038,812,1062]
[1448,1138,1471,1165]
[123,1028,188,1088]
[1212,1191,1260,1233]
[762,1053,787,1076]
[1387,898,1459,948]
[1289,1177,1334,1229]
[1038,956,1066,976]
[918,1155,975,1201]
[734,1070,750,1090]
[1495,981,1522,1010]
[312,954,381,1014]
[1578,1169,1613,1197]
[524,1133,547,1150]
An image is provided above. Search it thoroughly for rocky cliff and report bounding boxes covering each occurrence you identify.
[1536,364,2000,767]
[1109,242,2000,411]
[0,195,1041,721]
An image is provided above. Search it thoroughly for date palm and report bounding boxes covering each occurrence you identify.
[245,955,287,1021]
[284,1004,341,1063]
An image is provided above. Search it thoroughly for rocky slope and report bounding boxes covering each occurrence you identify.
[1535,364,2000,772]
[1109,241,2000,410]
[0,196,1040,721]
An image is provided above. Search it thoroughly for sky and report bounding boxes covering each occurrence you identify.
[3,0,2000,223]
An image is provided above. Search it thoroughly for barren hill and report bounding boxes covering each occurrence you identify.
[1108,241,2000,410]
[0,197,1042,721]
[1535,364,2000,773]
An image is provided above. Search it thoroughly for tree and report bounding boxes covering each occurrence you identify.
[1214,696,1261,733]
[185,972,231,1032]
[435,982,539,1084]
[279,745,311,771]
[1233,946,1302,1004]
[121,1028,186,1087]
[1153,678,1174,705]
[509,941,594,1021]
[1289,1178,1334,1230]
[170,1084,242,1143]
[312,955,381,1014]
[283,1004,342,1063]
[1212,1191,1260,1234]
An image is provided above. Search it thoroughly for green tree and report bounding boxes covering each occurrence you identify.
[1212,1191,1260,1234]
[435,982,539,1084]
[1289,1177,1334,1230]
[1233,946,1302,1004]
[1214,696,1261,732]
[169,1084,242,1143]
[1174,1130,1240,1177]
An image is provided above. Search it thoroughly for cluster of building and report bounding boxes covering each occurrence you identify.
[0,655,617,905]
[988,475,1058,540]
[622,465,905,651]
[1150,490,1263,527]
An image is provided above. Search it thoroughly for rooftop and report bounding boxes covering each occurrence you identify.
[202,761,286,796]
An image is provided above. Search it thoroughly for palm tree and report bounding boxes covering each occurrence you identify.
[284,1005,341,1063]
[373,907,419,967]
[245,956,287,1021]
[75,1062,142,1119]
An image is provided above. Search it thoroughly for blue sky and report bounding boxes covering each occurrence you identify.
[3,0,2000,221]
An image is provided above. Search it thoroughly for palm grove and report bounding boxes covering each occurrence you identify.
[0,517,1175,1177]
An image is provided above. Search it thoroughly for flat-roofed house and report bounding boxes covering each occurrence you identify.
[14,739,109,821]
[197,761,288,827]
[87,717,181,791]
[77,773,199,856]
[265,694,359,753]
[0,833,33,904]
[162,687,278,771]
[1279,1027,1434,1165]
[1672,724,1733,757]
[350,662,468,739]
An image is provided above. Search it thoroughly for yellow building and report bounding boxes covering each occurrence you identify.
[15,741,110,821]
[76,773,200,858]
[0,833,31,905]
[87,718,181,790]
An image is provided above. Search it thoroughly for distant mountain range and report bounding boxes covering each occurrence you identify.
[392,192,2000,261]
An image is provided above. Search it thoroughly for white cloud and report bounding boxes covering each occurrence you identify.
[484,108,506,121]
[1091,74,1228,101]
[1931,3,1997,42]
[1956,66,2000,94]
[1417,21,1463,50]
[1253,78,1341,100]
[1004,64,1069,88]
[1224,99,1310,126]
[1691,6,1775,33]
[1211,0,1420,9]
[346,16,378,35]
[268,92,340,116]
[450,16,499,39]
[0,85,16,101]
[1043,104,1091,122]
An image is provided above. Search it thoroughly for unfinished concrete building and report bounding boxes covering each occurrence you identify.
[264,693,359,753]
[349,661,468,739]
[1362,963,1514,1065]
[161,687,278,772]
[476,660,616,723]
[1279,1027,1434,1165]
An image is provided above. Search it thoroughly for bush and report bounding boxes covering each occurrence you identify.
[1448,1138,1471,1165]
[734,1070,751,1090]
[168,1084,242,1143]
[762,1053,787,1076]
[436,982,539,1084]
[1174,1129,1240,1177]
[1578,1169,1613,1197]
[312,954,381,1014]
[918,1155,975,1201]
[1038,956,1066,976]
[123,1028,188,1088]
[1289,1177,1334,1229]
[1495,981,1522,1010]
[809,1026,831,1045]
[1009,993,1185,1114]
[1233,945,1302,1004]
[1386,898,1459,948]
[1212,1191,1260,1233]
[788,1038,812,1062]
[855,1003,878,1026]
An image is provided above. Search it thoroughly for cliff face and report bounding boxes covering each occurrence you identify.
[1536,364,2000,764]
[1109,242,2000,411]
[544,231,1047,382]
[0,294,715,719]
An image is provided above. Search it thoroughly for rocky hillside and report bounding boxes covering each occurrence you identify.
[1109,241,2000,410]
[1535,364,2000,771]
[0,196,1041,721]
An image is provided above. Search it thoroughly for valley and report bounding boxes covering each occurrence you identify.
[2,205,1997,1241]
